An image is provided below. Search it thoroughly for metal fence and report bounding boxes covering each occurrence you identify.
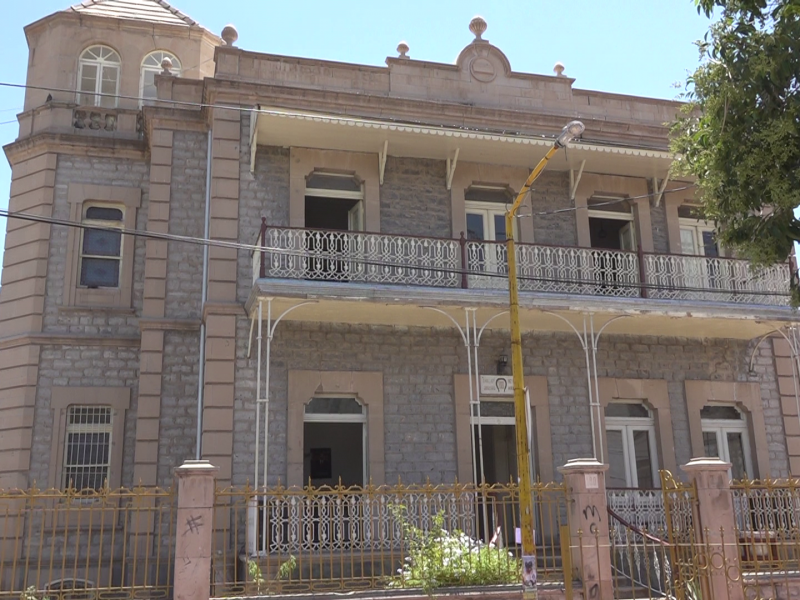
[0,485,176,599]
[210,481,569,596]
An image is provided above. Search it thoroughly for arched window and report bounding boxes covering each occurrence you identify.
[140,51,182,105]
[78,45,121,107]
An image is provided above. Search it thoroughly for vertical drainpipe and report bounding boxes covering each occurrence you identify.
[196,129,213,460]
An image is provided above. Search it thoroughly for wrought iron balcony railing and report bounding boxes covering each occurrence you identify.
[251,221,792,307]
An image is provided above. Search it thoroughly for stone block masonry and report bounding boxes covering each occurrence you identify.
[230,321,789,486]
[46,155,150,336]
[31,344,140,488]
[380,157,452,238]
[529,171,576,246]
[166,131,208,320]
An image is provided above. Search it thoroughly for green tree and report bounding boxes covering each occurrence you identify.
[671,0,800,296]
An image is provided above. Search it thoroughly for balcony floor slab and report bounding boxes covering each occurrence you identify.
[247,279,798,340]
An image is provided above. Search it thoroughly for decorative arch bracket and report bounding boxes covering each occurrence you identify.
[446,148,460,190]
[378,140,388,185]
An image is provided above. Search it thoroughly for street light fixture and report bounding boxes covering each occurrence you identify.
[506,120,584,597]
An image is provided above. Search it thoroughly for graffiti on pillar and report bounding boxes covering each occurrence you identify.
[184,514,204,536]
[582,504,601,535]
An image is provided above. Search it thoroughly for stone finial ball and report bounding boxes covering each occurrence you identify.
[469,16,487,40]
[553,62,565,77]
[221,24,239,46]
[161,56,173,74]
[397,41,409,58]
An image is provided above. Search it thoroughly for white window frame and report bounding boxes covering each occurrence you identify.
[605,405,659,489]
[465,200,518,242]
[701,406,753,480]
[588,202,636,252]
[62,405,113,491]
[79,203,125,289]
[303,396,368,484]
[77,45,121,108]
[679,217,723,257]
[140,51,182,107]
[305,173,365,231]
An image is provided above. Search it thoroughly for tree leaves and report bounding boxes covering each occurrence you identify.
[672,0,800,287]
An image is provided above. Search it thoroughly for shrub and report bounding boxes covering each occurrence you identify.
[389,508,519,594]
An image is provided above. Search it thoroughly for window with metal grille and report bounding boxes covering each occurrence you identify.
[63,406,113,491]
[80,204,124,288]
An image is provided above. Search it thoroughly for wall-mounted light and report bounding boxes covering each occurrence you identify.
[496,355,509,375]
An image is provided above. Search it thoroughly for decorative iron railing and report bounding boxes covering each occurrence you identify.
[644,253,791,305]
[606,489,666,534]
[0,485,175,599]
[251,222,792,306]
[257,226,461,288]
[211,481,569,595]
[608,507,673,600]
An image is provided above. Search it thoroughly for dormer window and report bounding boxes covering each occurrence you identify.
[78,45,120,108]
[140,51,181,106]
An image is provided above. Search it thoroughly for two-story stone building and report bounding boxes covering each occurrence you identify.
[1,0,798,530]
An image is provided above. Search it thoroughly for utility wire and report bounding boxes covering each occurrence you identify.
[0,205,787,298]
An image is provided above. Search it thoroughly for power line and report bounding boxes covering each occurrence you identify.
[0,205,787,299]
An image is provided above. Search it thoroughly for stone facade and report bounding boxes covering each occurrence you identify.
[0,0,797,509]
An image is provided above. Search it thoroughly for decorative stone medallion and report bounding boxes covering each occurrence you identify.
[470,56,496,83]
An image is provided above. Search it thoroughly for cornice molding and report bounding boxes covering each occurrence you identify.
[139,318,202,332]
[0,332,141,351]
[4,132,146,165]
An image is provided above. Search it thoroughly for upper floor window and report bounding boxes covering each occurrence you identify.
[678,205,721,257]
[62,405,113,491]
[78,46,121,108]
[140,51,182,106]
[80,205,124,288]
[605,402,658,489]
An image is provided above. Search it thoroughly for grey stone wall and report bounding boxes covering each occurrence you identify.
[45,155,150,336]
[238,128,290,303]
[380,157,452,237]
[31,344,140,488]
[166,131,207,320]
[529,172,575,246]
[649,193,670,254]
[230,321,789,487]
[157,330,201,487]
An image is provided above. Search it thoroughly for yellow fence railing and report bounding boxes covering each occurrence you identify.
[0,485,176,599]
[211,480,570,596]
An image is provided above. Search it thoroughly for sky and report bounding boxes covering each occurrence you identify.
[0,0,716,279]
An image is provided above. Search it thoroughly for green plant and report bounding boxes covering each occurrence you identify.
[248,555,297,594]
[389,506,519,595]
[19,587,48,600]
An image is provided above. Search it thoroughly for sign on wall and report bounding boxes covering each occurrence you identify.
[480,375,514,396]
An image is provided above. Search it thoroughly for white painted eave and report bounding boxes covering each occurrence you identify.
[253,107,675,179]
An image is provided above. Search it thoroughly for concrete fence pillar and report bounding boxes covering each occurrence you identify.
[174,459,218,600]
[682,457,744,600]
[558,458,613,600]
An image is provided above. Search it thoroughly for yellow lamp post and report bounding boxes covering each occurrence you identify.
[506,120,585,597]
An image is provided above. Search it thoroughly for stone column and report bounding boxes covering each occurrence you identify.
[558,458,613,600]
[174,460,218,600]
[682,457,744,600]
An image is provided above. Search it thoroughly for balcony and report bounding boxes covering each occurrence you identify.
[251,225,792,308]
